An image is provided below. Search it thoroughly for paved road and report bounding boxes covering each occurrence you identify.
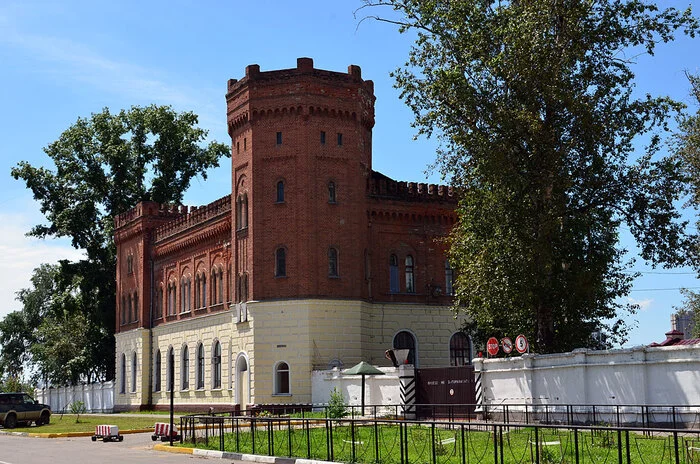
[0,432,219,464]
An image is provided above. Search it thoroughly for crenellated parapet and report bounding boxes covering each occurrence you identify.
[153,195,231,242]
[367,171,457,203]
[226,57,376,136]
[114,201,184,230]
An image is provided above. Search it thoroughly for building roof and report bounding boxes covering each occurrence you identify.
[649,329,700,347]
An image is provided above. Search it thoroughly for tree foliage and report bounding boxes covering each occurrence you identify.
[676,73,700,220]
[7,105,229,382]
[362,0,699,352]
[671,289,700,339]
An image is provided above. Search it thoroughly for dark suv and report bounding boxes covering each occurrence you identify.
[0,392,51,429]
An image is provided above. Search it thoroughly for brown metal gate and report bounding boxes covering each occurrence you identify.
[415,366,476,419]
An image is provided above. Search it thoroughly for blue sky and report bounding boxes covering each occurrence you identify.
[0,0,698,348]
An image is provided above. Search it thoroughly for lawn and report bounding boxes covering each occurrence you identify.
[180,421,684,464]
[5,414,172,434]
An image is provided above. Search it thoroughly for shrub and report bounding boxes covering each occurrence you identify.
[327,387,348,418]
[69,400,87,423]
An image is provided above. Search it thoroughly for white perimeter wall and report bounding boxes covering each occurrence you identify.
[473,345,700,405]
[35,381,114,413]
[312,367,401,413]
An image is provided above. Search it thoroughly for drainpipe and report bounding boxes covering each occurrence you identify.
[147,257,154,408]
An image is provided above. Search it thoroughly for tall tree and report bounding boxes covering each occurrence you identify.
[10,105,229,381]
[362,0,699,352]
[0,263,58,379]
[676,72,700,221]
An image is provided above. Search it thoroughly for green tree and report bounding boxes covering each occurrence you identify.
[9,105,229,382]
[362,0,699,352]
[676,73,700,222]
[0,263,59,379]
[672,289,700,338]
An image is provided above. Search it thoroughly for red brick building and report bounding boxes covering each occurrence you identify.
[114,58,469,411]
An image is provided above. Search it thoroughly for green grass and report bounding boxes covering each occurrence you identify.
[7,414,170,434]
[181,422,685,464]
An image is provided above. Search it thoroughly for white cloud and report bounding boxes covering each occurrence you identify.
[0,19,223,124]
[627,297,654,312]
[0,213,84,321]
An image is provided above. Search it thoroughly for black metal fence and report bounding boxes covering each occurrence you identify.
[208,403,700,429]
[179,414,700,464]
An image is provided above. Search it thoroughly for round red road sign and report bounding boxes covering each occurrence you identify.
[515,334,529,354]
[486,337,500,356]
[501,337,513,354]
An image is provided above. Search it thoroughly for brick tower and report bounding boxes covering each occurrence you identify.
[226,57,376,303]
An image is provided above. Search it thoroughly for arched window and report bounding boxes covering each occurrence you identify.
[236,193,248,230]
[133,291,138,321]
[389,254,399,293]
[181,345,190,390]
[167,347,174,392]
[276,180,285,203]
[180,275,191,312]
[157,286,164,318]
[405,255,415,293]
[328,248,338,277]
[197,343,205,390]
[194,274,200,308]
[274,362,290,395]
[131,352,138,392]
[275,248,287,277]
[212,341,222,389]
[393,330,417,366]
[121,296,126,325]
[328,181,336,203]
[154,350,162,392]
[445,260,454,296]
[201,274,207,307]
[218,268,224,304]
[120,353,126,394]
[211,268,217,304]
[449,332,472,366]
[127,294,133,322]
[167,282,174,316]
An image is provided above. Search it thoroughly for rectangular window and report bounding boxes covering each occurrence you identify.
[276,131,282,145]
[244,138,247,150]
[320,131,326,145]
[337,133,343,146]
[236,141,240,154]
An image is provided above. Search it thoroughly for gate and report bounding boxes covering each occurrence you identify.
[415,365,476,419]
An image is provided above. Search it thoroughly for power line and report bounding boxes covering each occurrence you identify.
[624,271,697,275]
[630,286,700,292]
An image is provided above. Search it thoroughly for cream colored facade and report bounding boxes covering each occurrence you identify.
[115,299,467,410]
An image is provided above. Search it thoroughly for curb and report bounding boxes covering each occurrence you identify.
[1,428,154,439]
[154,444,334,464]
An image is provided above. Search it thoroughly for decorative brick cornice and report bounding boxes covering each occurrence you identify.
[154,221,231,259]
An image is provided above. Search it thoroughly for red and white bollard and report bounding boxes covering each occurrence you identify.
[152,422,181,442]
[92,424,123,442]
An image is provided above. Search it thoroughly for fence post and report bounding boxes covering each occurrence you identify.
[351,419,357,463]
[534,426,540,464]
[617,429,622,464]
[674,431,680,464]
[220,418,224,452]
[306,419,311,458]
[494,425,499,464]
[374,420,379,463]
